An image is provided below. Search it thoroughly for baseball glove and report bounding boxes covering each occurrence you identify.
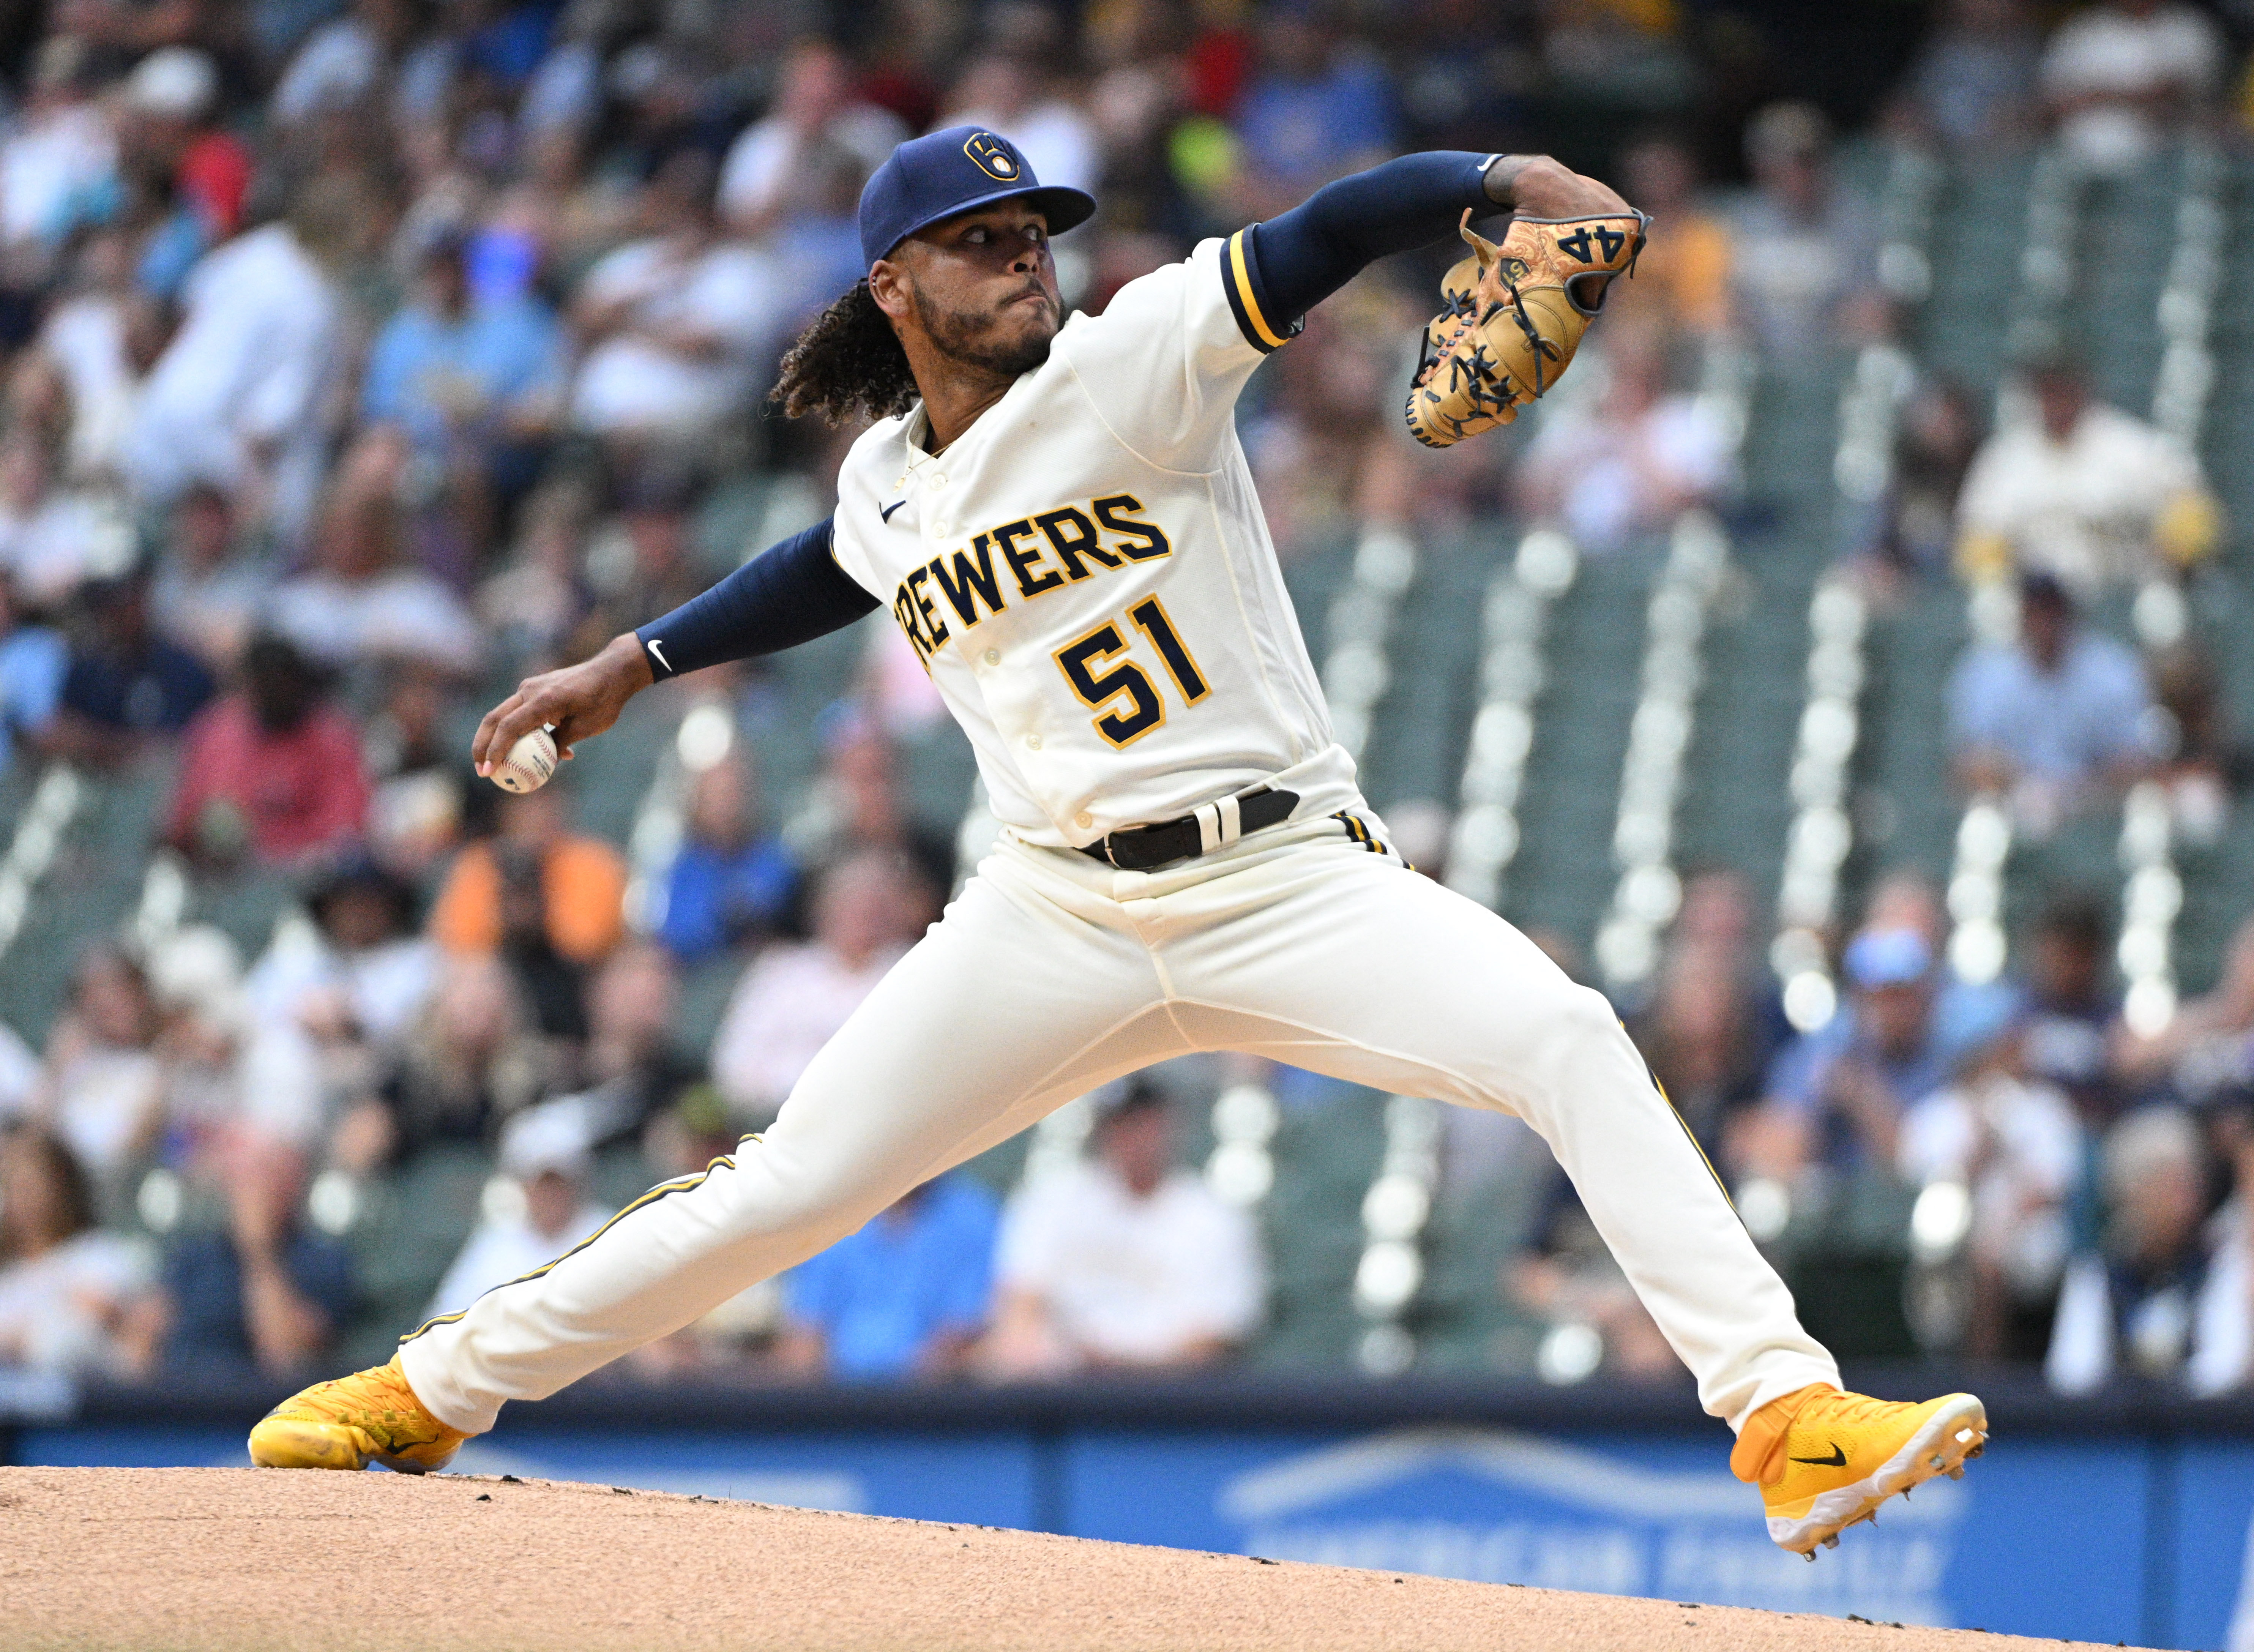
[1405,208,1648,448]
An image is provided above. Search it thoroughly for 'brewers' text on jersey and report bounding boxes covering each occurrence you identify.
[827,234,1354,849]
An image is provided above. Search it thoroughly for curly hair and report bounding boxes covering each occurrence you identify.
[768,281,919,426]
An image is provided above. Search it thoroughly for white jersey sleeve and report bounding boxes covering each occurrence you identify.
[1047,231,1298,475]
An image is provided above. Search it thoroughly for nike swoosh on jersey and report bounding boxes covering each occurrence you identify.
[880,499,908,523]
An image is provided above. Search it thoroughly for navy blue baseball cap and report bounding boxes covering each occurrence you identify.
[858,125,1095,270]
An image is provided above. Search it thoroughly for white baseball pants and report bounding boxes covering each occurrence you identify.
[400,812,1837,1434]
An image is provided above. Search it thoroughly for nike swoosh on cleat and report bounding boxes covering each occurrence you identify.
[1790,1444,1848,1467]
[879,499,907,523]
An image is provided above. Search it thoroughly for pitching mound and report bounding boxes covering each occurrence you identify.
[2,1466,2142,1651]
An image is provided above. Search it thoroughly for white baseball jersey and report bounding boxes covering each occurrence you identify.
[398,222,1844,1477]
[827,235,1359,848]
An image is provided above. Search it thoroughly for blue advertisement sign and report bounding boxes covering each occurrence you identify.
[2172,1444,2254,1652]
[1065,1428,2152,1644]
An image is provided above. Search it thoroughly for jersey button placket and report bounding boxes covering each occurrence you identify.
[1023,733,1042,751]
[982,648,1001,666]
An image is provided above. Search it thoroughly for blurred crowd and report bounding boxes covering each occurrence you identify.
[0,0,2251,1400]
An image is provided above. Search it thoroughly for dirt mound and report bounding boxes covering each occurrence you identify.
[0,1466,2139,1651]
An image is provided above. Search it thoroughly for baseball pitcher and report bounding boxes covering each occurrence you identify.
[251,128,1985,1557]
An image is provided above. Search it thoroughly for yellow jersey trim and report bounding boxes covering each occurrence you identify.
[1228,232,1289,350]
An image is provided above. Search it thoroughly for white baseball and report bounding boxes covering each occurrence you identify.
[491,726,558,794]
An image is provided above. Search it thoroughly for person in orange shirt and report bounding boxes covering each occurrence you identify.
[427,786,626,966]
[1612,133,1733,337]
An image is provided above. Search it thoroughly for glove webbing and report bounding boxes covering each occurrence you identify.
[1494,277,1561,399]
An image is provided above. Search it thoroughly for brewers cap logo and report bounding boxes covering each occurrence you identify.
[963,132,1021,181]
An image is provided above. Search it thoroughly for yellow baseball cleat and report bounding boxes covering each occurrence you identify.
[1732,1384,1988,1557]
[247,1355,470,1474]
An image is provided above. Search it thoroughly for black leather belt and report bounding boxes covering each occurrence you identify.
[1077,786,1300,872]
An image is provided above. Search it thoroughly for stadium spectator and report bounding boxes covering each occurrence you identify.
[1731,105,1875,363]
[1513,316,1735,552]
[2149,641,2254,842]
[139,922,327,1158]
[144,1136,355,1377]
[1507,1179,1684,1382]
[1229,5,1397,215]
[1898,1028,2083,1361]
[1954,346,2218,596]
[579,465,714,649]
[0,1128,155,1376]
[721,39,907,238]
[567,150,785,443]
[49,568,213,769]
[31,945,164,1198]
[2016,892,2126,1126]
[266,428,483,674]
[710,849,926,1125]
[2047,1105,2246,1392]
[424,1104,613,1322]
[1759,928,1952,1175]
[360,221,565,487]
[0,576,66,778]
[2115,912,2254,1092]
[1630,882,1776,1151]
[343,953,552,1171]
[2197,1090,2254,1395]
[149,484,265,672]
[164,633,368,870]
[986,1079,1264,1376]
[243,858,437,1065]
[475,478,595,673]
[364,663,469,880]
[550,940,700,1150]
[513,1,615,145]
[774,1172,999,1381]
[0,429,134,607]
[34,227,158,483]
[1869,376,1984,577]
[1897,0,2043,150]
[1727,103,1880,362]
[270,0,429,129]
[659,753,800,965]
[1537,0,1697,123]
[119,47,254,294]
[1390,0,1537,155]
[1241,278,1423,557]
[0,38,117,265]
[429,784,628,968]
[1949,571,2155,833]
[123,176,356,547]
[782,709,956,895]
[2039,0,2223,177]
[1609,134,1732,338]
[944,39,1102,201]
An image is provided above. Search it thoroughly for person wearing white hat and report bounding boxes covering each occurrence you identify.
[422,1104,614,1323]
[125,46,217,122]
[123,47,250,243]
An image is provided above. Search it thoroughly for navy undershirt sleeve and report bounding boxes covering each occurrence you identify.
[1246,150,1498,332]
[634,517,877,682]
